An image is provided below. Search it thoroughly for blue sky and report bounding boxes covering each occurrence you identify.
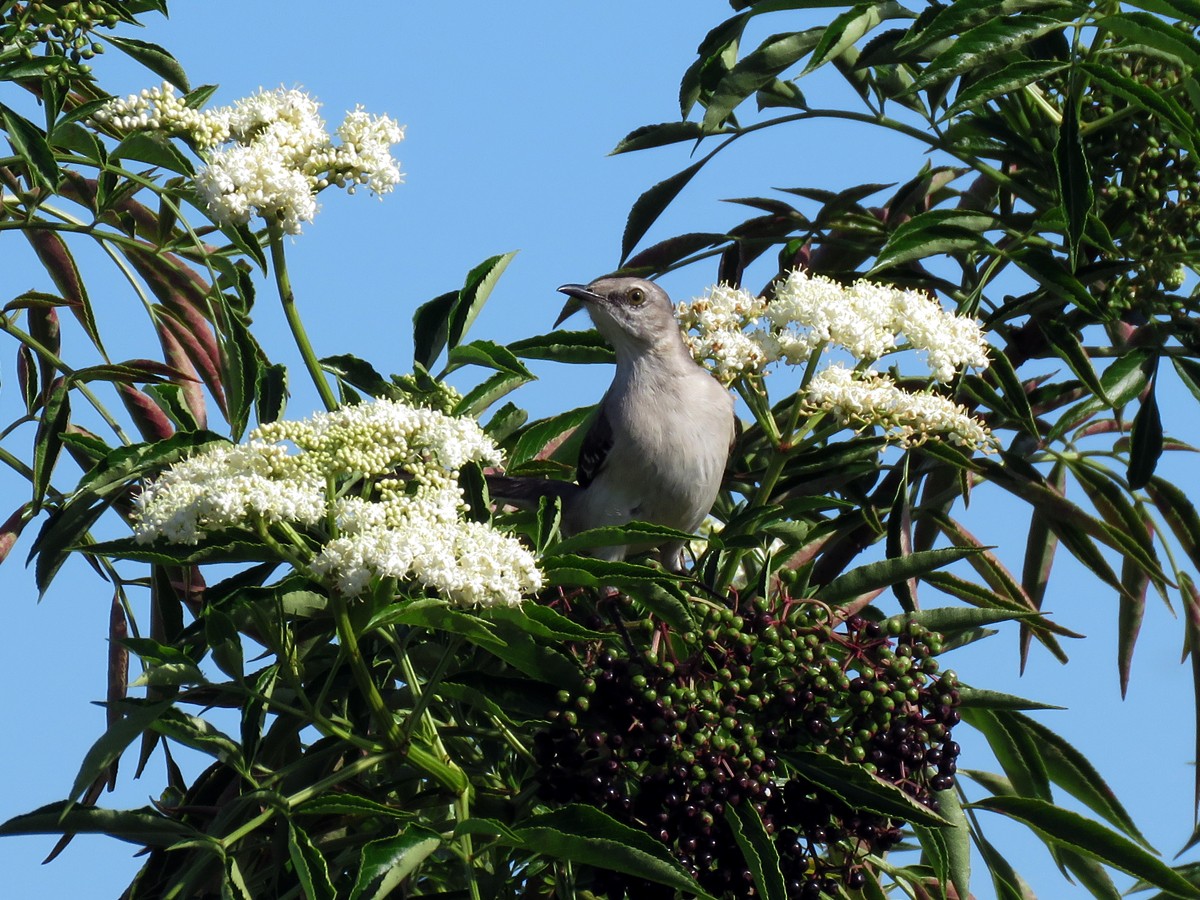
[1,2,1197,897]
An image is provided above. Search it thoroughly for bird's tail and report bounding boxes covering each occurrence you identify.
[485,474,579,508]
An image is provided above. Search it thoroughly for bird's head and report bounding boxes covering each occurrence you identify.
[555,277,682,358]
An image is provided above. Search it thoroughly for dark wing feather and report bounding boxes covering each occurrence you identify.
[576,399,614,488]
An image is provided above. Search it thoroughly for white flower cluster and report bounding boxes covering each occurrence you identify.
[92,83,405,233]
[134,399,541,607]
[677,269,991,383]
[676,284,772,383]
[804,365,998,452]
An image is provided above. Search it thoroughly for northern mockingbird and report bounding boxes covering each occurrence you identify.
[488,277,736,572]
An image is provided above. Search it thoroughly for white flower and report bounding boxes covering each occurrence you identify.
[134,399,540,607]
[803,364,997,452]
[676,270,991,384]
[133,441,326,544]
[92,83,405,232]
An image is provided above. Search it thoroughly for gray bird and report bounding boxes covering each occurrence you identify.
[488,276,736,572]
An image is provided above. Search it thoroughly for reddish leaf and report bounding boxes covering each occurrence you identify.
[156,319,208,429]
[106,591,129,790]
[0,503,33,567]
[118,384,175,441]
[24,230,103,351]
[156,308,227,418]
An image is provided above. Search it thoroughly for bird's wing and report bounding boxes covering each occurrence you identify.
[576,399,614,488]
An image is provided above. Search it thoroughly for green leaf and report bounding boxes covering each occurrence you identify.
[412,290,456,371]
[871,209,996,271]
[69,701,174,803]
[1009,711,1150,846]
[971,796,1200,898]
[704,29,822,127]
[806,4,909,74]
[725,803,787,900]
[782,750,951,827]
[255,362,288,425]
[294,794,413,821]
[367,598,506,652]
[0,801,197,847]
[288,822,336,900]
[611,121,713,154]
[887,606,1040,635]
[146,382,201,432]
[956,686,1064,711]
[961,708,1051,801]
[1128,376,1163,490]
[816,547,981,604]
[448,251,518,350]
[151,709,246,774]
[622,155,714,262]
[507,330,615,365]
[83,534,270,566]
[1098,12,1200,69]
[1054,96,1093,270]
[484,602,608,642]
[944,60,1069,119]
[913,784,971,900]
[1146,477,1200,573]
[511,805,713,898]
[0,102,59,191]
[31,379,69,512]
[453,369,534,418]
[321,354,396,399]
[551,521,697,557]
[904,15,1069,94]
[508,405,594,468]
[446,339,533,378]
[106,36,191,91]
[348,826,442,900]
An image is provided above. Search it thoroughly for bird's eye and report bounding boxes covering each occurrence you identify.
[627,287,646,306]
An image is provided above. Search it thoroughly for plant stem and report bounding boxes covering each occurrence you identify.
[266,220,339,412]
[328,589,467,794]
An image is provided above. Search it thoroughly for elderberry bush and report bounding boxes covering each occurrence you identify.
[532,596,961,899]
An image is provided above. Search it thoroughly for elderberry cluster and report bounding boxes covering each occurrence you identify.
[5,1,116,76]
[533,599,961,899]
[1082,45,1200,315]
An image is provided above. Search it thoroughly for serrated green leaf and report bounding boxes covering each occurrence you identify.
[0,102,59,190]
[287,821,335,900]
[511,805,713,898]
[446,340,533,378]
[817,547,981,604]
[508,405,594,468]
[1009,711,1150,847]
[611,121,713,154]
[106,35,190,91]
[0,800,197,847]
[551,521,697,557]
[453,369,534,418]
[971,796,1199,897]
[782,750,951,827]
[68,701,174,803]
[1128,376,1163,490]
[1055,96,1092,270]
[412,290,456,371]
[944,60,1069,119]
[905,15,1069,94]
[622,155,714,262]
[348,826,441,900]
[507,329,615,365]
[448,251,517,350]
[726,802,787,900]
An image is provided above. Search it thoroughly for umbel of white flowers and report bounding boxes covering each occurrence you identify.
[92,83,404,233]
[677,270,998,452]
[133,399,542,608]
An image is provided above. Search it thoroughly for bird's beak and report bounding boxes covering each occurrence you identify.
[554,283,605,328]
